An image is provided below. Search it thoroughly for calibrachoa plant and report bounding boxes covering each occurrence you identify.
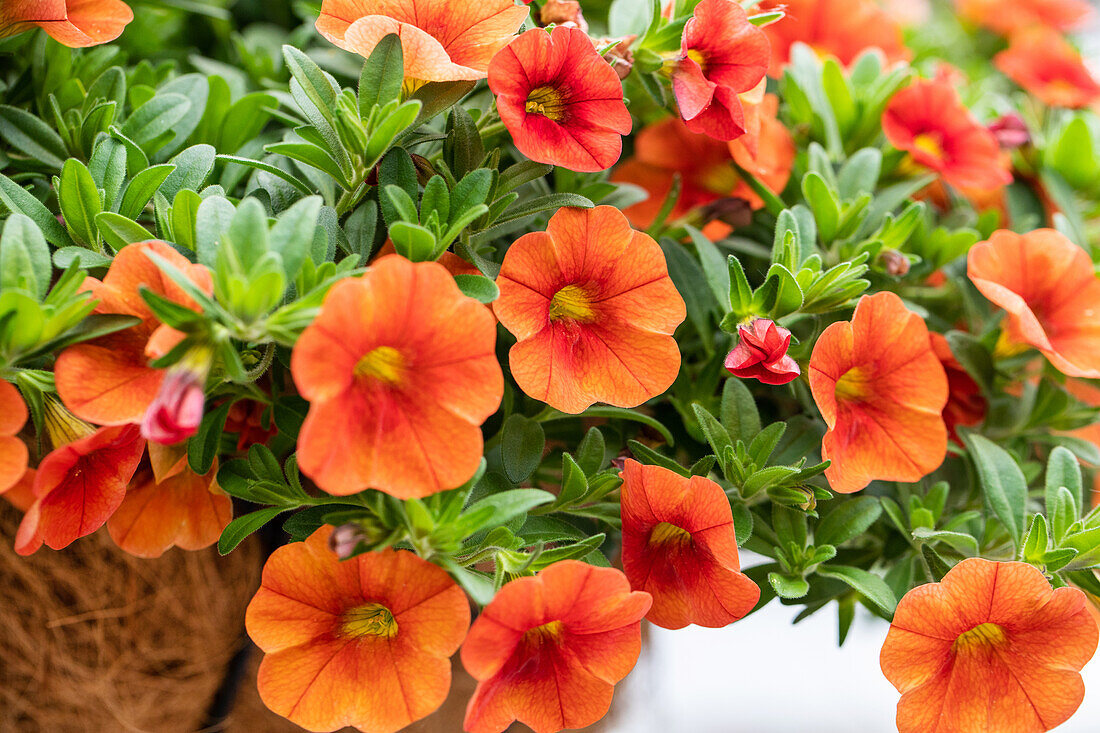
[3,0,1100,731]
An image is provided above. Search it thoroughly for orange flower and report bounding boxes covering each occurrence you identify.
[995,29,1100,110]
[54,241,213,426]
[462,560,651,733]
[930,333,987,445]
[15,423,145,555]
[246,526,470,733]
[2,468,35,512]
[315,0,526,82]
[612,93,794,235]
[882,77,1012,191]
[671,0,769,141]
[0,381,28,494]
[809,292,949,494]
[292,254,502,498]
[758,0,910,77]
[968,229,1100,379]
[107,444,231,558]
[620,460,759,629]
[493,206,686,414]
[0,0,133,47]
[956,0,1093,35]
[881,558,1098,733]
[489,26,631,172]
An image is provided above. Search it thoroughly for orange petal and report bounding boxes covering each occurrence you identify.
[37,0,133,48]
[2,468,36,512]
[343,16,483,81]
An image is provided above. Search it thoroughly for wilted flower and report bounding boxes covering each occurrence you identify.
[724,319,801,385]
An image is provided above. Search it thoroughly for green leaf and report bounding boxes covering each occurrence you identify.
[53,247,113,269]
[187,400,233,475]
[575,427,606,475]
[1045,446,1082,522]
[455,488,556,537]
[815,496,882,547]
[359,33,404,116]
[720,377,760,443]
[443,106,484,179]
[501,414,546,483]
[215,155,313,196]
[0,173,74,247]
[117,163,175,220]
[553,405,676,446]
[218,507,288,555]
[963,433,1028,547]
[121,93,192,149]
[911,527,980,556]
[627,439,690,476]
[817,565,897,615]
[768,572,809,599]
[270,195,323,279]
[453,273,499,303]
[494,193,594,225]
[0,105,67,169]
[0,214,51,299]
[692,402,733,463]
[58,159,103,247]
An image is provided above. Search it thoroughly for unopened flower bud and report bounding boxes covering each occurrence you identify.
[724,319,800,385]
[699,196,753,229]
[329,523,369,559]
[987,113,1029,149]
[540,0,588,32]
[600,36,637,80]
[879,249,911,277]
[141,344,214,445]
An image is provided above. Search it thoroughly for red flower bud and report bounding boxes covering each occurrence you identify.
[141,368,206,445]
[987,113,1030,149]
[724,319,801,385]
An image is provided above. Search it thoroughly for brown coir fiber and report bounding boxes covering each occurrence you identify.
[0,498,262,733]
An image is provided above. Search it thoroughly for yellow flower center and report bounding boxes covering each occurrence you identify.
[699,163,740,195]
[953,622,1007,652]
[649,521,691,546]
[548,285,596,323]
[522,619,565,648]
[993,329,1030,359]
[834,366,873,403]
[913,132,945,162]
[354,346,405,386]
[525,86,566,122]
[686,49,707,71]
[341,602,398,639]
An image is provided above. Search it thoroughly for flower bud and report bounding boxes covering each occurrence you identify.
[600,36,637,80]
[987,113,1030,149]
[141,369,206,445]
[724,319,801,385]
[698,196,753,229]
[328,523,369,559]
[540,0,588,32]
[878,249,911,277]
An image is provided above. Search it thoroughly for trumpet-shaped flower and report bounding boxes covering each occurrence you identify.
[15,423,146,554]
[881,558,1098,733]
[494,206,686,414]
[292,254,502,498]
[671,0,769,141]
[883,77,1012,191]
[620,460,759,629]
[107,444,231,558]
[316,0,526,81]
[968,229,1100,379]
[0,0,132,47]
[995,30,1100,110]
[462,560,651,733]
[246,526,470,733]
[930,333,987,444]
[54,241,213,426]
[0,381,28,494]
[759,0,910,76]
[809,292,949,493]
[489,26,632,172]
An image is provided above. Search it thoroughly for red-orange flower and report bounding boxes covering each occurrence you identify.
[315,0,526,81]
[930,333,987,445]
[671,0,769,141]
[956,0,1093,35]
[15,423,145,555]
[612,93,794,235]
[882,77,1012,191]
[246,526,470,733]
[494,206,686,414]
[995,30,1100,110]
[809,292,949,494]
[462,560,651,733]
[0,0,133,47]
[620,460,759,630]
[968,229,1100,379]
[758,0,910,77]
[54,241,213,426]
[292,254,502,498]
[107,444,231,558]
[0,381,28,494]
[725,318,801,385]
[489,26,631,172]
[881,558,1098,733]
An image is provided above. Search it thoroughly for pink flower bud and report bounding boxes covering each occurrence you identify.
[140,369,206,445]
[879,249,911,277]
[724,319,801,385]
[328,523,368,559]
[987,113,1030,149]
